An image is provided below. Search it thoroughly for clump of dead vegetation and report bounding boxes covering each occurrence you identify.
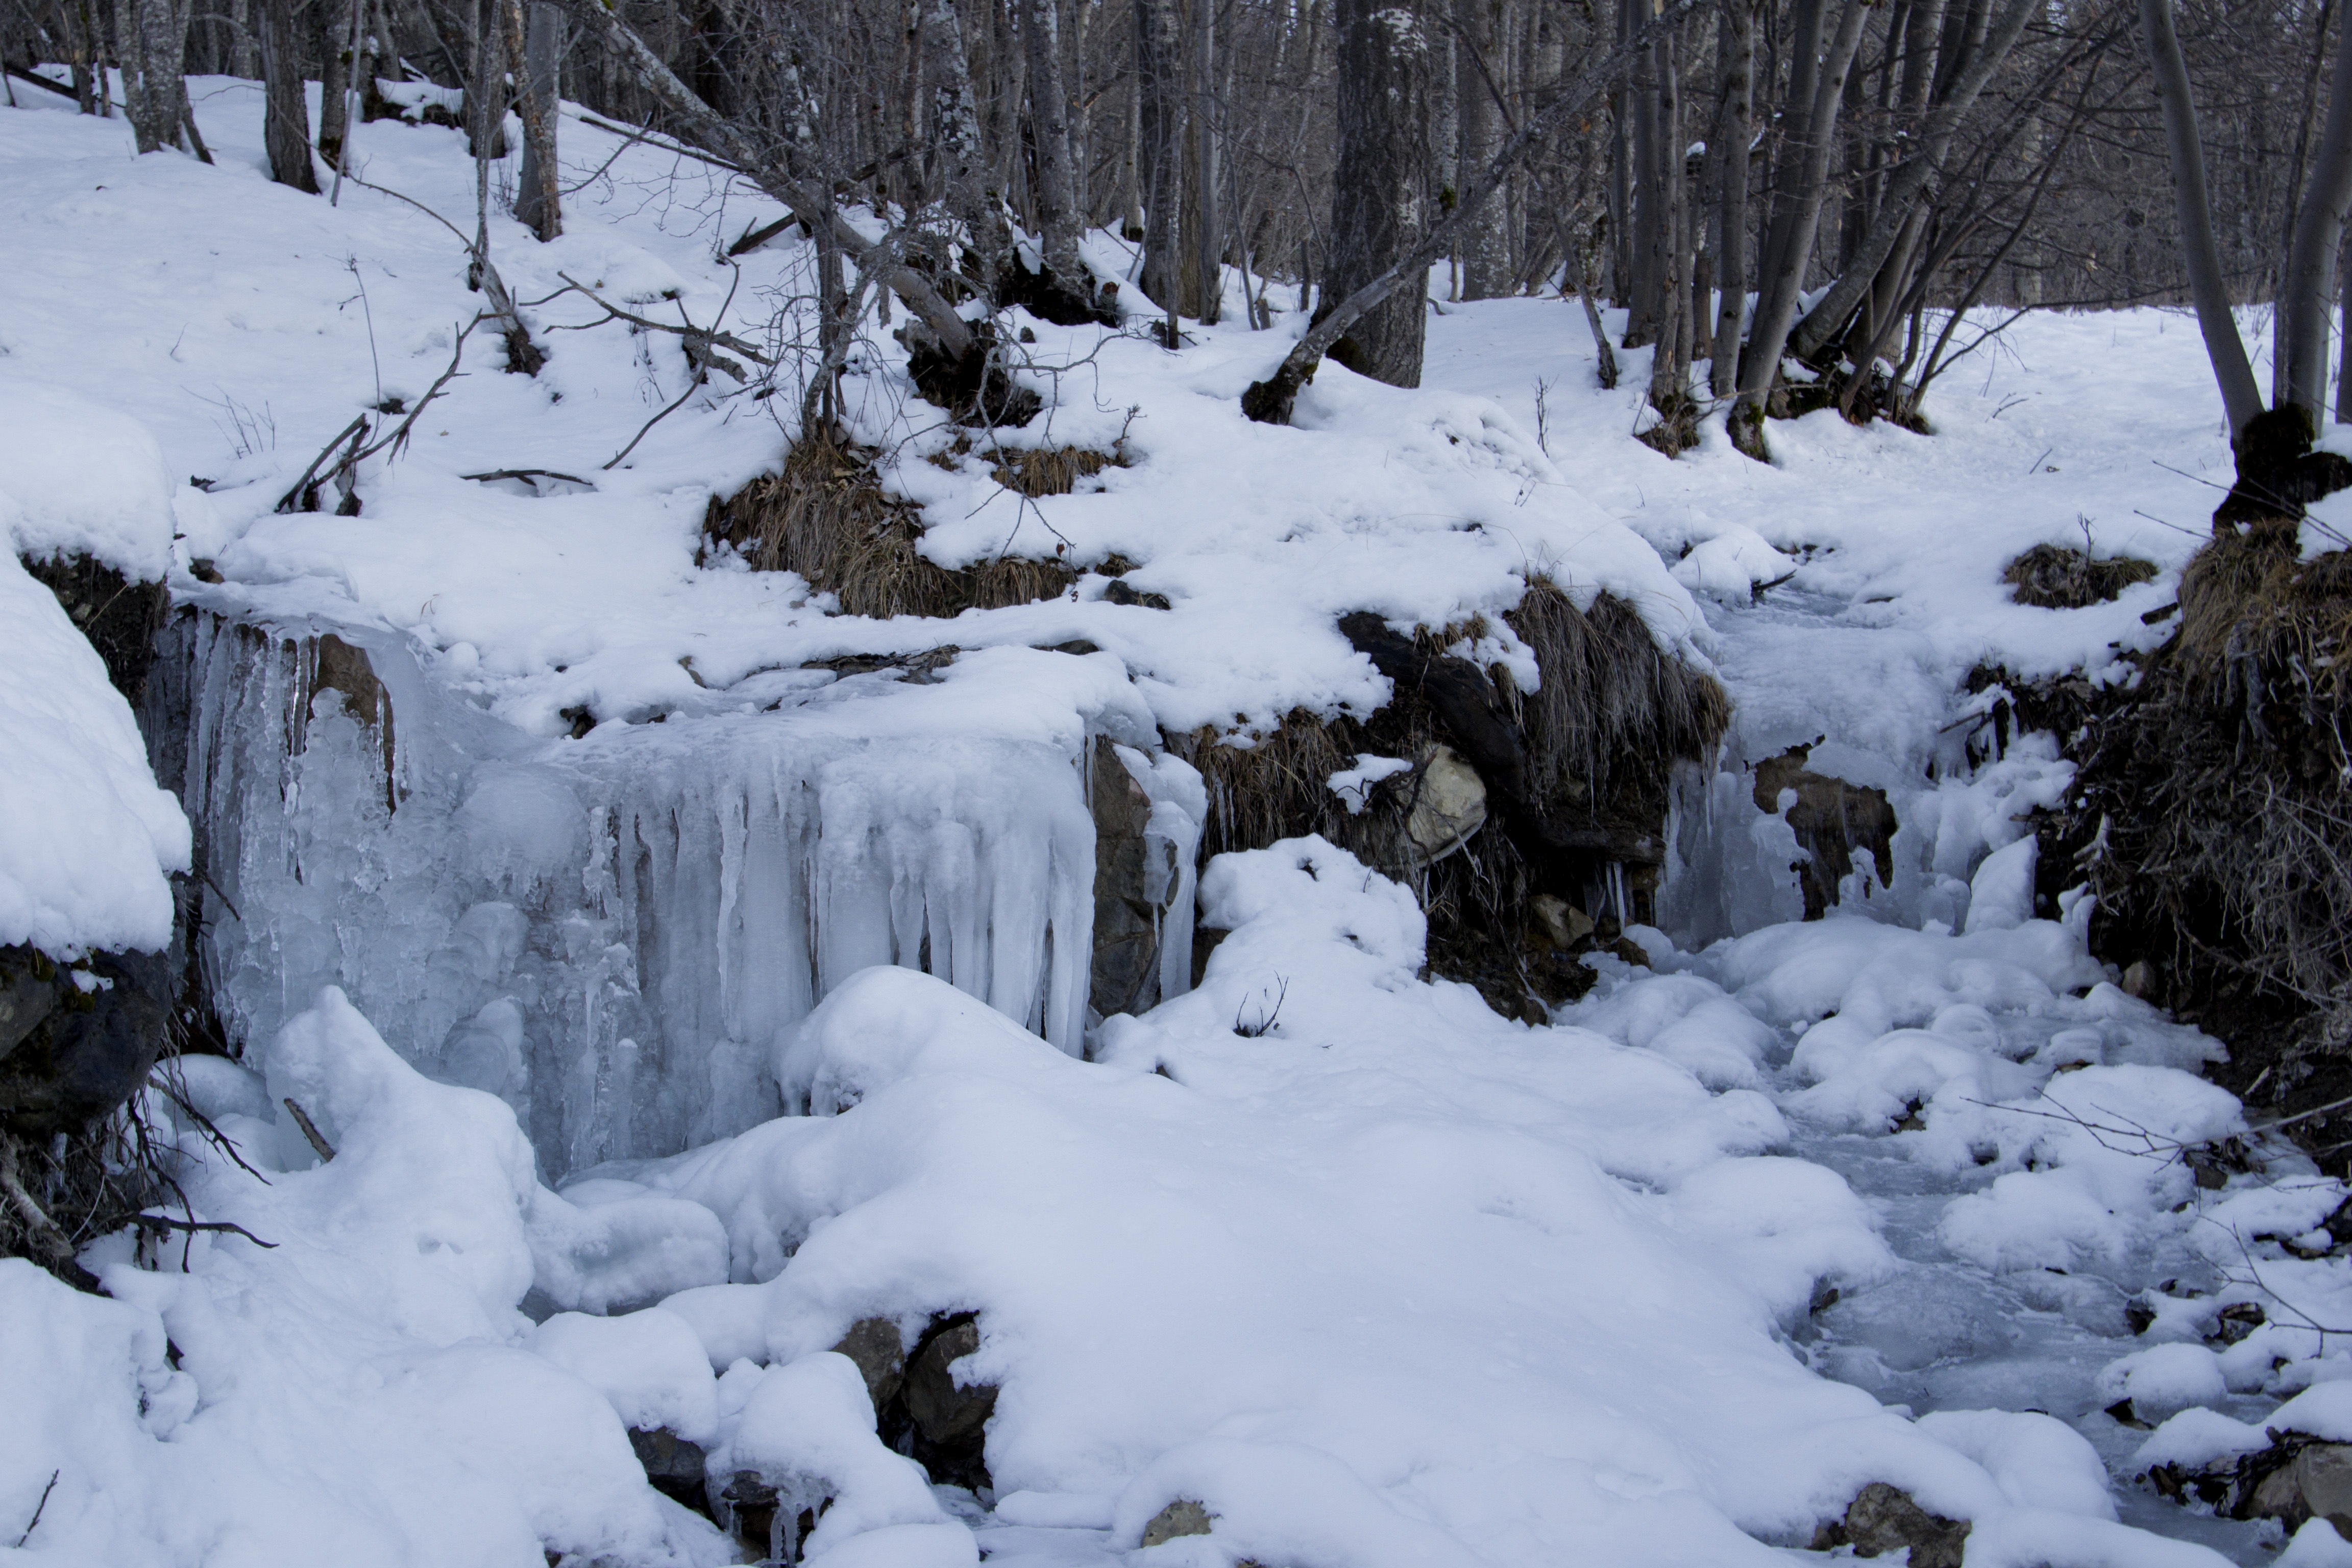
[2027,529,2352,1162]
[703,432,1091,616]
[989,444,1122,497]
[2001,541,2159,609]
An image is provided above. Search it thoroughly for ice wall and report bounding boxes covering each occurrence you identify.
[150,613,1100,1178]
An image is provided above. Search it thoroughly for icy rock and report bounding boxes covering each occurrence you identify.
[1088,740,1204,1020]
[1813,1482,1971,1567]
[832,1316,910,1414]
[1964,836,2038,934]
[1405,744,1488,861]
[1140,1498,1214,1546]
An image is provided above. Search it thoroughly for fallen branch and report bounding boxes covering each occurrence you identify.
[281,1097,336,1161]
[130,1212,279,1248]
[15,1471,57,1550]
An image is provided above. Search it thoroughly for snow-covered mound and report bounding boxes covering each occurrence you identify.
[0,543,188,957]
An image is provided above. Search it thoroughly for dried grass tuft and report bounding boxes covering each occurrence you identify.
[704,432,1075,617]
[989,445,1121,498]
[2003,543,2159,609]
[1503,581,1731,822]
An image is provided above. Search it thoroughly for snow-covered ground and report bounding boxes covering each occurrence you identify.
[6,70,2351,1568]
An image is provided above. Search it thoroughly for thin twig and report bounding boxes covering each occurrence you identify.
[281,1098,336,1161]
[15,1472,57,1550]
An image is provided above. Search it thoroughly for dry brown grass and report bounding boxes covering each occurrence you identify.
[2003,543,2160,609]
[989,444,1121,498]
[704,433,1077,617]
[1502,581,1731,819]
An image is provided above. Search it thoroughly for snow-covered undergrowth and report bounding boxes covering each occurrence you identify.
[2,62,2343,1568]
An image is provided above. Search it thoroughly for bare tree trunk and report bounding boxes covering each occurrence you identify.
[1645,24,1686,417]
[2138,0,2262,437]
[922,0,1003,276]
[2278,20,2352,421]
[511,0,562,240]
[1788,0,2038,363]
[1187,0,1221,320]
[1623,5,1659,345]
[316,0,350,163]
[113,0,191,152]
[1732,0,1866,440]
[1709,0,1752,398]
[1244,0,1702,422]
[1021,0,1081,284]
[1457,0,1508,297]
[257,0,316,190]
[2338,229,2352,424]
[1561,217,1621,387]
[1134,0,1183,311]
[1752,0,1826,302]
[1324,0,1432,384]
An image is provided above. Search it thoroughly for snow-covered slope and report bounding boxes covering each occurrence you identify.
[1,67,2338,1568]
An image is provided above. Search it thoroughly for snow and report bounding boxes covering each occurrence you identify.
[0,377,177,580]
[0,60,2339,1568]
[0,547,189,955]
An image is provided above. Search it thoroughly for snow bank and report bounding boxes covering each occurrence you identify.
[0,547,188,954]
[0,376,176,579]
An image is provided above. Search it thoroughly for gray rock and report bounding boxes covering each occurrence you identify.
[1140,1499,1214,1547]
[1529,894,1594,951]
[1089,739,1173,1019]
[831,1316,907,1415]
[0,949,61,1065]
[1405,744,1487,862]
[628,1426,708,1510]
[906,1315,996,1446]
[1812,1482,1970,1568]
[0,946,170,1140]
[2248,1441,2352,1539]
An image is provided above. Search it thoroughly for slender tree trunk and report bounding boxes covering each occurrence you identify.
[1134,0,1184,311]
[1324,0,1433,384]
[1457,0,1508,297]
[922,0,1002,277]
[1646,26,1685,413]
[316,0,350,162]
[2138,0,2263,437]
[1709,0,1752,398]
[1624,10,1659,345]
[2278,18,2352,420]
[113,0,191,153]
[1561,219,1621,387]
[1788,0,2038,362]
[2338,230,2352,424]
[1187,0,1221,320]
[1021,0,1081,284]
[258,0,316,190]
[512,0,562,239]
[1753,0,1826,300]
[1732,0,1866,431]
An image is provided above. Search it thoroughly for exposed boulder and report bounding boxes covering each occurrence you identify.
[1140,1499,1214,1546]
[2151,1431,2352,1539]
[0,945,170,1141]
[628,1426,712,1515]
[901,1312,997,1491]
[1404,744,1488,863]
[830,1316,909,1415]
[1811,1482,1970,1567]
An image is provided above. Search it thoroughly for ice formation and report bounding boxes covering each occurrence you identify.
[152,614,1119,1175]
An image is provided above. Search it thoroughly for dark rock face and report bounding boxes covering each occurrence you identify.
[19,552,170,702]
[830,1316,908,1415]
[628,1427,712,1515]
[1811,1483,1970,1567]
[1751,744,1898,921]
[899,1312,997,1492]
[0,945,171,1141]
[1090,741,1182,1020]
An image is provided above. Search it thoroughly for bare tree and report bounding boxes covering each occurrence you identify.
[1324,0,1434,385]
